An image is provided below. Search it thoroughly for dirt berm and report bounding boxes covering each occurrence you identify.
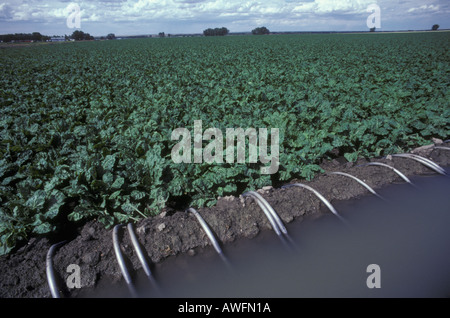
[1,143,449,298]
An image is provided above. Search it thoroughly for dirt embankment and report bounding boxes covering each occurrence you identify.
[1,143,449,298]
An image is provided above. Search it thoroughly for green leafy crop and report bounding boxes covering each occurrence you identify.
[0,33,449,254]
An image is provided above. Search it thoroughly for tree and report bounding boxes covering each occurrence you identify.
[370,27,376,32]
[106,33,116,40]
[0,32,50,42]
[203,27,229,36]
[71,30,84,41]
[159,32,165,38]
[71,30,94,41]
[432,24,439,31]
[32,32,42,41]
[252,27,270,35]
[220,27,229,36]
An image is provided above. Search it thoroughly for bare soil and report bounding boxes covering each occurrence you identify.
[1,144,449,298]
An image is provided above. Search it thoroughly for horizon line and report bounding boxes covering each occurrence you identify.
[2,28,449,38]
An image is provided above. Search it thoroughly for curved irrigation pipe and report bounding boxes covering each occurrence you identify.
[46,241,67,298]
[433,146,450,151]
[112,224,133,285]
[364,162,413,185]
[187,208,223,255]
[281,183,345,223]
[391,153,447,176]
[281,183,339,216]
[127,223,153,278]
[328,171,385,200]
[242,192,280,236]
[243,191,287,236]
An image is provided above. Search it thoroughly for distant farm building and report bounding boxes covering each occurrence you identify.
[50,36,66,42]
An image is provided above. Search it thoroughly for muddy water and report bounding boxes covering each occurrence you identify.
[82,170,450,298]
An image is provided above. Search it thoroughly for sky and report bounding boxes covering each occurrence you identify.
[0,0,449,36]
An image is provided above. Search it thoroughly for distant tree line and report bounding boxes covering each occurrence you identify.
[70,30,94,41]
[202,26,271,36]
[0,32,50,42]
[252,27,270,35]
[203,27,229,36]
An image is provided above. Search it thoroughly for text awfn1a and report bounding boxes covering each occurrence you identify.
[177,302,271,315]
[222,302,271,313]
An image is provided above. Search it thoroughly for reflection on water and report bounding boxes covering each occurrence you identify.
[83,170,450,298]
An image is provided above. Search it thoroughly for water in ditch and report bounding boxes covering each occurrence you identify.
[82,170,450,298]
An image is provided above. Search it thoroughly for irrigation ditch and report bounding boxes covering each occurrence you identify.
[1,141,449,298]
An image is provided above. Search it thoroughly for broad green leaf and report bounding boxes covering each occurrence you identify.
[111,176,125,189]
[102,154,116,171]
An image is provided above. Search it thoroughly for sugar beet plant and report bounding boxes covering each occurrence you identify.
[1,33,449,254]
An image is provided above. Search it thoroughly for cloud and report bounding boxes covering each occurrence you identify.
[407,4,440,13]
[0,3,14,20]
[0,0,449,35]
[0,0,377,23]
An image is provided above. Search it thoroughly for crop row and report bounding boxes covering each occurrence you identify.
[0,33,449,254]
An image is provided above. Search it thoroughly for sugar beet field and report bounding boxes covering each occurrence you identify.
[0,32,449,255]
